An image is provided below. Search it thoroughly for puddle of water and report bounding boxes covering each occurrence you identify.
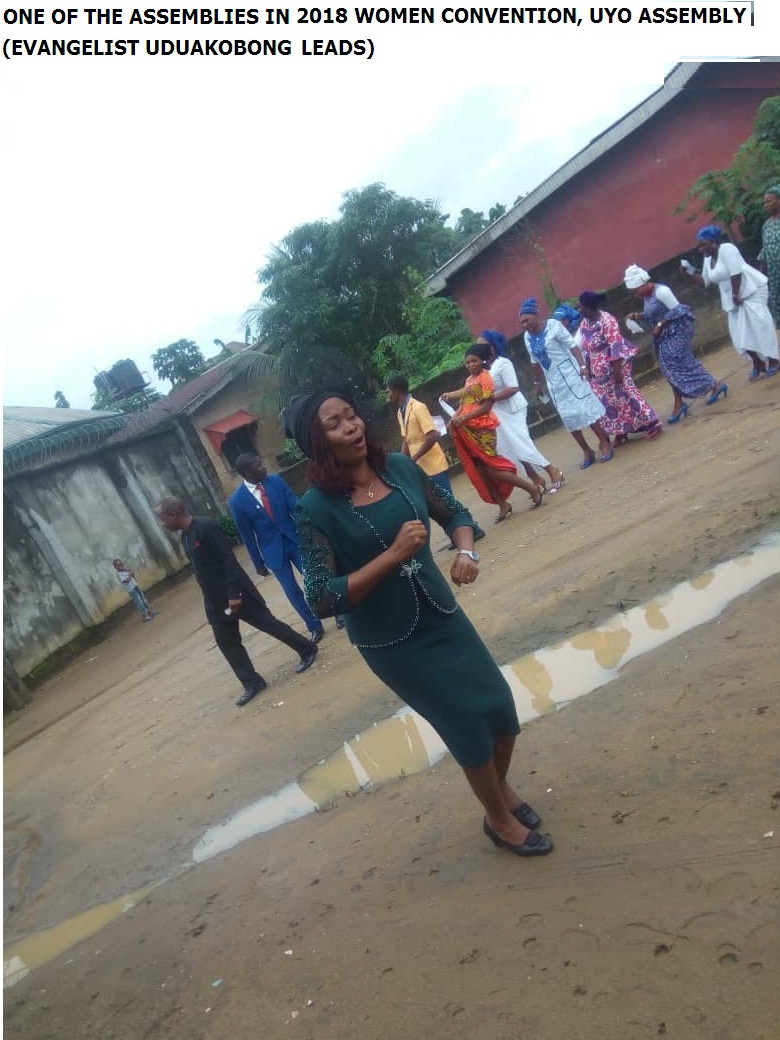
[5,533,779,986]
[193,533,780,863]
[3,883,159,988]
[192,711,446,863]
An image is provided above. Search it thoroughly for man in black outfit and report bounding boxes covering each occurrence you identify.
[156,497,318,706]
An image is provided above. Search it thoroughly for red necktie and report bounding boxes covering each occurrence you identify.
[258,484,274,520]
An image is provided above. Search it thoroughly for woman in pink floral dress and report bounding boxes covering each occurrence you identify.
[578,291,662,450]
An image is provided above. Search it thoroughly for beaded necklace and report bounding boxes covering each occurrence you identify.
[346,474,457,651]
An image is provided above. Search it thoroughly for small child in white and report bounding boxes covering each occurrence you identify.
[113,558,156,621]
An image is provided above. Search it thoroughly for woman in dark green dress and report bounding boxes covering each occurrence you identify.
[286,390,553,858]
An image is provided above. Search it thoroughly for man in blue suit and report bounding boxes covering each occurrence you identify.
[230,453,325,643]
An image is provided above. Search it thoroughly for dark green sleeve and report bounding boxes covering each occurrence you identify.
[420,467,479,540]
[295,503,351,618]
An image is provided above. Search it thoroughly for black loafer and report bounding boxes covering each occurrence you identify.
[511,801,541,830]
[483,818,554,857]
[236,678,268,707]
[296,645,318,674]
[310,627,325,645]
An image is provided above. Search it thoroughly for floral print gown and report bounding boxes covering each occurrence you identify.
[580,310,660,436]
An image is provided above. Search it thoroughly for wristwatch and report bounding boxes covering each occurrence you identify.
[456,549,480,562]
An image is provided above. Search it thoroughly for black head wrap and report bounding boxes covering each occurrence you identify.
[578,290,607,310]
[283,389,353,459]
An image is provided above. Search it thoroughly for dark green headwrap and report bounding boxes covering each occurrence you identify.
[283,390,354,459]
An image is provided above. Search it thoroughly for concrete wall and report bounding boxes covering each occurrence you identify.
[3,423,223,679]
[446,65,778,339]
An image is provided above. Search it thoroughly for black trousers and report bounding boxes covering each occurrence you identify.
[209,596,312,686]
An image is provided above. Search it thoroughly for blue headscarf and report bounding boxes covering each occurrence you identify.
[697,224,723,243]
[519,298,549,368]
[480,329,508,356]
[551,303,582,331]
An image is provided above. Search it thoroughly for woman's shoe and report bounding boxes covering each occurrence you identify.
[510,802,541,829]
[748,366,764,382]
[530,486,544,509]
[483,818,554,857]
[765,364,780,378]
[494,503,513,524]
[579,454,596,470]
[548,473,565,494]
[705,382,728,405]
[600,449,614,463]
[667,403,689,424]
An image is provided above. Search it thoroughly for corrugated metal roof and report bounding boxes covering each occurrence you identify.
[3,407,123,448]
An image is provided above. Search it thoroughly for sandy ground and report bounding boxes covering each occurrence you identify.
[4,344,780,1039]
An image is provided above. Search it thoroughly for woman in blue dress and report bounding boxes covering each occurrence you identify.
[519,297,612,468]
[287,390,554,859]
[624,264,727,423]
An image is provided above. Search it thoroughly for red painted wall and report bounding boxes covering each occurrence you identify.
[448,65,779,340]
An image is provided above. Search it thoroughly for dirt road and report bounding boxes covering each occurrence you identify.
[4,344,780,1039]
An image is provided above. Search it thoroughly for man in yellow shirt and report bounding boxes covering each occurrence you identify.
[387,374,452,491]
[387,374,485,543]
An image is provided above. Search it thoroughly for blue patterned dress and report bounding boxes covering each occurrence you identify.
[642,285,715,398]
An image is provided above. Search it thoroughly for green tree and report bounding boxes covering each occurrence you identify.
[248,184,457,395]
[151,339,205,387]
[452,203,508,249]
[54,390,70,408]
[373,271,473,386]
[676,96,780,238]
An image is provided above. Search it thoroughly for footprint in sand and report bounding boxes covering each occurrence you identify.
[560,927,600,951]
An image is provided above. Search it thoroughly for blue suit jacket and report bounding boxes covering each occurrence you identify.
[229,475,300,573]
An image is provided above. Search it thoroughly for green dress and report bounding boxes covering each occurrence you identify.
[296,453,519,768]
[759,216,780,328]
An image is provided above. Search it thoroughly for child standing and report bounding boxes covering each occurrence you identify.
[113,559,156,621]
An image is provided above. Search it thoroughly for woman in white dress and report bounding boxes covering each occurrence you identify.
[518,297,612,469]
[683,225,779,380]
[478,329,565,494]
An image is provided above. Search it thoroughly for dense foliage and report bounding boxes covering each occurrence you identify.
[247,184,506,397]
[373,272,473,387]
[676,96,780,237]
[151,339,206,387]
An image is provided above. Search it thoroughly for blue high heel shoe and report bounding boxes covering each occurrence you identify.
[705,382,728,406]
[667,403,689,424]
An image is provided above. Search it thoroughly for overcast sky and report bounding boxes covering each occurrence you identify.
[1,13,769,410]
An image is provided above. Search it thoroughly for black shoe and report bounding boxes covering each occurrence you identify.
[236,678,268,707]
[296,645,318,674]
[310,627,325,645]
[510,801,541,830]
[483,818,554,857]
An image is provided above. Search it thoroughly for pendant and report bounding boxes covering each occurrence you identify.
[367,487,374,499]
